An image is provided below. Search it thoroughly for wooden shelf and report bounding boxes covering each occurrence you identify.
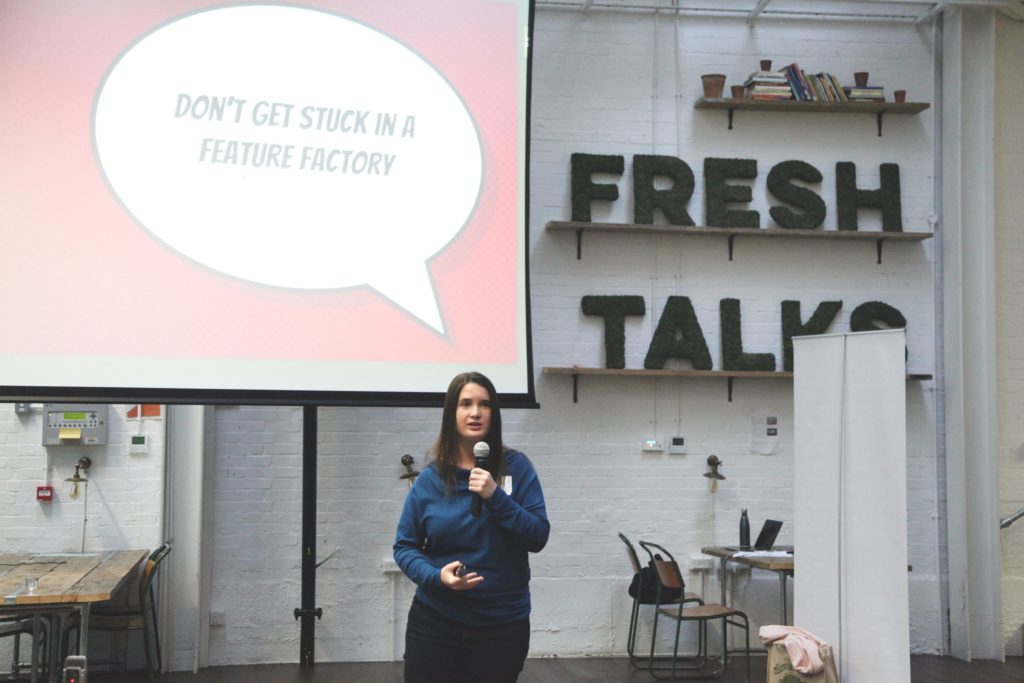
[546,221,932,263]
[543,366,933,402]
[694,97,930,136]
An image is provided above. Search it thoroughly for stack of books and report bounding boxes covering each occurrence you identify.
[743,70,793,100]
[842,86,886,102]
[783,64,848,102]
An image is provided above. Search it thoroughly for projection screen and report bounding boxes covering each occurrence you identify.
[0,0,536,406]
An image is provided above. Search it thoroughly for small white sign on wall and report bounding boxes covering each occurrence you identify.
[751,411,779,454]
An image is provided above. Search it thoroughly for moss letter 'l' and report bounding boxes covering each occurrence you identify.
[720,298,776,371]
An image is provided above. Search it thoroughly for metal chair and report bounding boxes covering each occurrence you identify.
[1,614,49,679]
[67,542,171,682]
[619,533,704,671]
[638,540,750,682]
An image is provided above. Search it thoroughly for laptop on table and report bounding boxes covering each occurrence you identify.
[723,519,784,552]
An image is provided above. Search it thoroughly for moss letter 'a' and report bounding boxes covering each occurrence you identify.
[644,296,712,370]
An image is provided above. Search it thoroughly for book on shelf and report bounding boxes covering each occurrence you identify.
[843,86,886,101]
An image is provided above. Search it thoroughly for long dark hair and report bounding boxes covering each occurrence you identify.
[432,371,507,497]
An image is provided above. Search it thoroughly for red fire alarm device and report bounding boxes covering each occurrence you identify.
[36,486,54,502]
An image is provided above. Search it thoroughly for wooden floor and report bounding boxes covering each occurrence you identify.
[79,654,1024,682]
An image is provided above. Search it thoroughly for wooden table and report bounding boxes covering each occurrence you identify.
[0,549,148,683]
[702,546,794,626]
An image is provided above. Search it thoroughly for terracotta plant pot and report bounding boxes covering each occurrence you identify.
[854,71,869,87]
[731,85,746,99]
[760,59,772,71]
[893,89,907,103]
[701,74,727,99]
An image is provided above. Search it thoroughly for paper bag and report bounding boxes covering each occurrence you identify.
[765,641,839,683]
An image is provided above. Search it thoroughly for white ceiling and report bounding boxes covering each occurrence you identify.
[537,0,1024,24]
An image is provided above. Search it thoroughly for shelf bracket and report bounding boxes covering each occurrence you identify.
[727,377,734,402]
[876,237,885,264]
[575,228,584,260]
[727,107,736,130]
[728,234,736,261]
[572,373,579,403]
[876,111,884,137]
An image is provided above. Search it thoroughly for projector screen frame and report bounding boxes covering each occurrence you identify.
[0,0,538,410]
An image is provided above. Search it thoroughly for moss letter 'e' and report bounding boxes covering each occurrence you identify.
[705,158,759,228]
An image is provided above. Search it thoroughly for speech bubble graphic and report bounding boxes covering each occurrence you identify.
[94,5,483,333]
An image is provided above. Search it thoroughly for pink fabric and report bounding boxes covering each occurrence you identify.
[758,625,827,674]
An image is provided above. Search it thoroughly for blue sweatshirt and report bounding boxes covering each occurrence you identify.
[393,449,549,625]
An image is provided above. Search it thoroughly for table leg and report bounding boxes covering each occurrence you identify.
[78,603,90,665]
[30,613,40,683]
[779,571,788,625]
[718,557,730,662]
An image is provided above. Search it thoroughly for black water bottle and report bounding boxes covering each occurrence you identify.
[740,508,751,549]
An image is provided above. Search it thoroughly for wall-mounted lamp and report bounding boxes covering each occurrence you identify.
[703,454,725,493]
[400,454,420,487]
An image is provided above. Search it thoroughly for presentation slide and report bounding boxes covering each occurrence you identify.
[0,0,534,405]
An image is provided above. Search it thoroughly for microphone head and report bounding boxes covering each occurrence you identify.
[473,441,490,459]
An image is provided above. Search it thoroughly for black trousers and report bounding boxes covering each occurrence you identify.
[403,598,530,683]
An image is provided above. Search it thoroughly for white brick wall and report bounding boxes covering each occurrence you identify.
[197,5,947,664]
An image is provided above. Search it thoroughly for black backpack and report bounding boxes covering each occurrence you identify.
[627,554,682,605]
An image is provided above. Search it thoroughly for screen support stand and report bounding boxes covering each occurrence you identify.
[295,404,322,665]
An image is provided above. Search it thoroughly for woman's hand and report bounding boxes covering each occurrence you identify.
[468,467,498,500]
[440,560,484,591]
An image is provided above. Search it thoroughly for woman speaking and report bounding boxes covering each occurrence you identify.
[393,371,549,683]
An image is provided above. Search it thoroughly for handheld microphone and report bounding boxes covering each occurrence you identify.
[471,441,490,516]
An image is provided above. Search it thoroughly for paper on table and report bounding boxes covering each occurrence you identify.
[732,550,793,558]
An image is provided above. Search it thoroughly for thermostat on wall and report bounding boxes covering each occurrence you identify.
[669,435,687,455]
[129,434,150,454]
